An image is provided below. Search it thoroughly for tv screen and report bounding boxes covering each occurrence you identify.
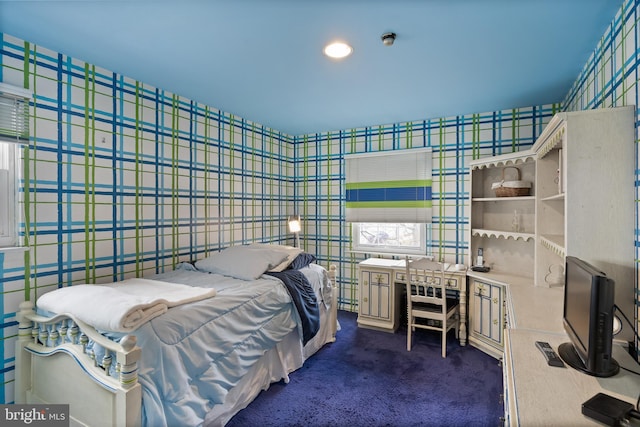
[558,256,619,377]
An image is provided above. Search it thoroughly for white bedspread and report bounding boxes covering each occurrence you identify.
[36,278,217,332]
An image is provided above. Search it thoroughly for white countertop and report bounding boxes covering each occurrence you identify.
[506,329,640,426]
[359,258,467,275]
[358,258,406,268]
[506,282,565,333]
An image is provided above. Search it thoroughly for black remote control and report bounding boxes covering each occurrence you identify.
[535,341,565,367]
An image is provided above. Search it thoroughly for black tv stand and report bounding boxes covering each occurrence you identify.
[558,342,619,378]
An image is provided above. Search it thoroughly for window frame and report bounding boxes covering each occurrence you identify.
[0,141,20,248]
[0,83,31,250]
[350,222,427,256]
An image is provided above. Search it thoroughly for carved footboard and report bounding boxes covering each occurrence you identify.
[15,301,142,427]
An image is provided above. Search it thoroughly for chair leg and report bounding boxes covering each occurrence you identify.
[441,329,447,358]
[407,317,412,351]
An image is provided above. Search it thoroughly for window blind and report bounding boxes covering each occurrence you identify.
[0,83,31,144]
[345,148,432,223]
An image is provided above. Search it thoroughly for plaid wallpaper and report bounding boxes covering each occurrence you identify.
[0,33,295,403]
[0,0,638,404]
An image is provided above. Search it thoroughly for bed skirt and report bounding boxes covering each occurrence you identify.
[204,303,339,426]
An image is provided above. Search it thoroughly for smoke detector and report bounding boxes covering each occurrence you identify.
[381,32,396,46]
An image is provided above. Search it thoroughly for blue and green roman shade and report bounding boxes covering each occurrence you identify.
[345,148,432,223]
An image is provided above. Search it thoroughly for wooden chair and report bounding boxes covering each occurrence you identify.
[405,257,460,357]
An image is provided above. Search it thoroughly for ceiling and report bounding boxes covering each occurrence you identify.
[0,0,622,135]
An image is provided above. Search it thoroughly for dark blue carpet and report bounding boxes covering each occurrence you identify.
[227,310,503,427]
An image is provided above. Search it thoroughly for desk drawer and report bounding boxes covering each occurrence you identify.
[394,271,460,290]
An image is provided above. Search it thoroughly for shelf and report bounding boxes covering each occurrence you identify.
[472,229,535,241]
[470,150,536,170]
[540,193,564,202]
[472,196,535,202]
[539,234,565,257]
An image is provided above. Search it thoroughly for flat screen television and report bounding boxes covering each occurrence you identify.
[558,256,619,377]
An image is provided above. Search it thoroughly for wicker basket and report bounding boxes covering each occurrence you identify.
[491,166,531,197]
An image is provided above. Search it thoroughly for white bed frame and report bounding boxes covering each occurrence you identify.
[15,265,338,427]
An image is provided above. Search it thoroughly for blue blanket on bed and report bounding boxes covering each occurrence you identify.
[265,269,320,345]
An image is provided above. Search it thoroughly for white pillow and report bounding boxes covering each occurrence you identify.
[194,245,289,280]
[249,243,303,272]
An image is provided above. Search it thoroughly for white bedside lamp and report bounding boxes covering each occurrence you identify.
[288,215,301,248]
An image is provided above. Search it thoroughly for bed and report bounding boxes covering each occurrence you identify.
[14,244,339,427]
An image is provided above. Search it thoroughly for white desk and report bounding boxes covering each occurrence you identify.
[356,258,468,346]
[504,329,640,426]
[497,273,640,426]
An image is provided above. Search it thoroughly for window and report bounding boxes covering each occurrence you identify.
[0,142,19,247]
[351,222,427,255]
[345,148,432,256]
[0,83,31,249]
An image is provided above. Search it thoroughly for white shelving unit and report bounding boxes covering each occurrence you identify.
[469,150,537,277]
[533,117,566,286]
[532,107,635,336]
[467,106,636,358]
[467,106,636,362]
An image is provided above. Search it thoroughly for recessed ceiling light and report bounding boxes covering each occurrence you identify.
[323,42,353,59]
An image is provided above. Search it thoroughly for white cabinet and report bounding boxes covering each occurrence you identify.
[468,277,506,359]
[532,107,635,335]
[357,259,404,332]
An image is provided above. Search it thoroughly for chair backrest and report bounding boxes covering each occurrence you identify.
[405,257,447,309]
